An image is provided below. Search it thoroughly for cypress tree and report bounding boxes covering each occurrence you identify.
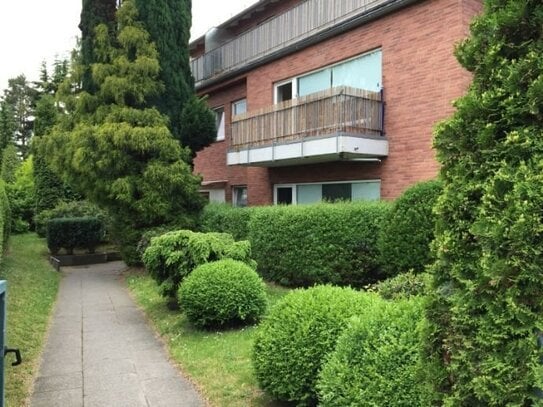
[134,0,216,156]
[79,0,117,93]
[426,0,543,404]
[33,95,65,215]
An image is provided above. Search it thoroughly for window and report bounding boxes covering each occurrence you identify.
[274,79,297,103]
[274,181,380,205]
[232,99,247,117]
[214,107,225,141]
[233,186,248,207]
[274,49,382,103]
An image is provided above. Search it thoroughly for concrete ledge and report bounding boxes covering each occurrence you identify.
[49,252,122,271]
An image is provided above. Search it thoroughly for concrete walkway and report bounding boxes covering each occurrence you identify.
[31,261,204,407]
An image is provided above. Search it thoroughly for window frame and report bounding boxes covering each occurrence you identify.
[231,98,247,118]
[273,180,381,205]
[213,106,225,141]
[232,185,248,207]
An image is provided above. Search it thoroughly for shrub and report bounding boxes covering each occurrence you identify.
[6,157,35,234]
[249,201,390,287]
[34,200,107,238]
[317,298,432,406]
[199,203,252,240]
[372,271,432,300]
[142,230,256,301]
[0,181,10,253]
[46,217,105,255]
[178,259,267,329]
[252,285,383,405]
[377,180,441,276]
[136,225,179,263]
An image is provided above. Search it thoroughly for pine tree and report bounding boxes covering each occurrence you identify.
[2,75,36,158]
[79,0,117,93]
[134,0,216,156]
[426,1,543,404]
[0,102,15,154]
[45,0,204,264]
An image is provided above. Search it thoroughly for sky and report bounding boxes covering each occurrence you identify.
[0,0,259,93]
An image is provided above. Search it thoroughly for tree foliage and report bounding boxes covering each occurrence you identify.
[1,145,20,184]
[79,0,117,93]
[2,75,36,158]
[134,0,216,156]
[426,1,543,404]
[45,0,204,264]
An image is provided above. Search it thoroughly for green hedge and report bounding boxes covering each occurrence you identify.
[178,259,267,329]
[200,203,252,241]
[46,217,105,255]
[0,181,10,254]
[252,286,383,405]
[142,230,256,302]
[249,202,391,287]
[317,298,432,406]
[377,180,442,276]
[34,200,107,238]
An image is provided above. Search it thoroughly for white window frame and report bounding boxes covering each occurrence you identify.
[273,179,381,205]
[273,78,298,104]
[231,98,247,118]
[273,48,382,104]
[213,106,225,141]
[273,184,297,205]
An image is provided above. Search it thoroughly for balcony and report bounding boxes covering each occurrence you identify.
[191,0,407,87]
[227,86,387,167]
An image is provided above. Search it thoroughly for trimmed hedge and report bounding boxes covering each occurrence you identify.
[142,230,256,301]
[34,200,107,238]
[249,201,391,287]
[372,271,432,300]
[317,298,432,406]
[178,259,267,329]
[252,286,383,405]
[377,180,442,276]
[200,203,251,240]
[46,217,105,255]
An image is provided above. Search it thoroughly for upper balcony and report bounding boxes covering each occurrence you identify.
[190,0,410,88]
[227,86,387,167]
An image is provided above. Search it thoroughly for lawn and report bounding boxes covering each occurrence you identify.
[126,270,291,407]
[0,234,60,406]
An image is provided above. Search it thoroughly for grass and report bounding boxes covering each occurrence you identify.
[0,233,60,406]
[126,270,291,407]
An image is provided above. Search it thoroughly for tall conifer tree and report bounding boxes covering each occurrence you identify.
[134,0,216,156]
[79,0,117,93]
[426,0,543,404]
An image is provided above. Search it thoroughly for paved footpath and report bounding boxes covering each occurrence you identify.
[31,261,204,407]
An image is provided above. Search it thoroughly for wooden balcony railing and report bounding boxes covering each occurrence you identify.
[231,87,384,148]
[191,0,392,85]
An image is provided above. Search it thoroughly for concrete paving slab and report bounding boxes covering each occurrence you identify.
[31,261,205,407]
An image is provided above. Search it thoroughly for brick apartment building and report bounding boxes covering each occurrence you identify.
[191,0,482,206]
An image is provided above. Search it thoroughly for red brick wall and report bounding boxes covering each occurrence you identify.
[194,0,482,204]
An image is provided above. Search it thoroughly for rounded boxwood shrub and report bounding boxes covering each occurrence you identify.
[317,298,433,406]
[178,259,267,329]
[252,285,382,405]
[377,180,442,276]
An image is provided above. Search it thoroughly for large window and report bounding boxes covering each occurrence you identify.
[274,180,380,205]
[214,107,225,141]
[274,49,382,102]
